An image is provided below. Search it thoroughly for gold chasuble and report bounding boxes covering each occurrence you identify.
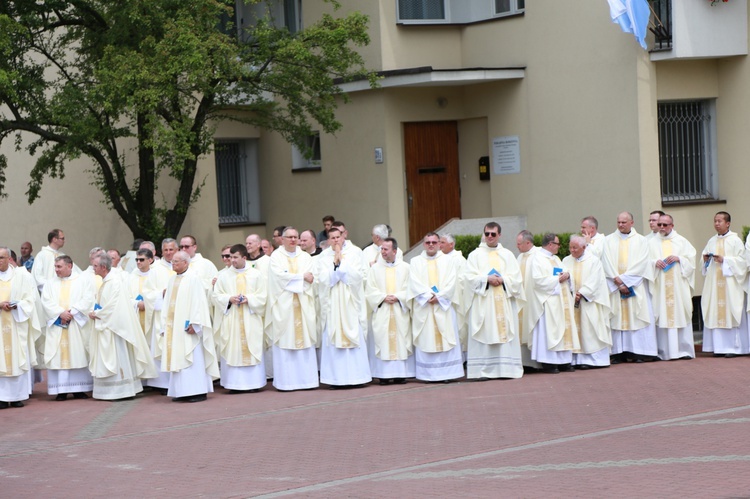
[618,238,631,331]
[487,251,508,342]
[700,231,746,330]
[0,281,13,374]
[365,261,411,360]
[164,275,183,371]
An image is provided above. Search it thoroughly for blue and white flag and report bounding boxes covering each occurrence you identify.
[607,0,650,50]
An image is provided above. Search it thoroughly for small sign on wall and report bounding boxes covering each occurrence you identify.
[374,147,383,164]
[491,136,520,175]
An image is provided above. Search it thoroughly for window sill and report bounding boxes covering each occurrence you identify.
[291,166,322,173]
[397,12,523,27]
[661,198,726,207]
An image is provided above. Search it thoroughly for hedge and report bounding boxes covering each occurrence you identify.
[454,232,574,259]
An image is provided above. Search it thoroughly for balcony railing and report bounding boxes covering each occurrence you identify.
[649,0,672,50]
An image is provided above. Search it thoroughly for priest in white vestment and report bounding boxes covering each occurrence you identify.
[88,254,157,400]
[366,238,414,384]
[40,255,95,399]
[464,223,525,379]
[439,233,468,357]
[362,224,404,267]
[129,248,171,391]
[601,212,657,363]
[160,251,219,402]
[179,235,219,293]
[0,247,42,408]
[701,211,749,357]
[649,215,696,360]
[245,233,272,378]
[154,238,178,276]
[409,233,464,381]
[580,216,606,259]
[317,226,372,387]
[32,229,79,292]
[515,230,542,370]
[266,229,319,391]
[212,244,267,392]
[526,234,580,373]
[562,236,612,368]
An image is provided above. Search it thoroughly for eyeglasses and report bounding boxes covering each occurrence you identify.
[221,254,231,258]
[179,245,193,249]
[135,258,147,262]
[424,241,439,245]
[484,231,498,237]
[657,223,672,227]
[550,241,561,246]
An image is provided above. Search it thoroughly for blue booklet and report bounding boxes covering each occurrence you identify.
[184,320,190,331]
[553,267,563,276]
[135,294,144,301]
[431,285,439,293]
[488,268,501,277]
[662,261,676,272]
[53,316,68,329]
[94,303,102,310]
[621,286,636,299]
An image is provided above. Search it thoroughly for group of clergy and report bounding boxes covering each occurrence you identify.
[0,209,747,408]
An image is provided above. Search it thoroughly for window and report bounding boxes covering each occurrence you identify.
[292,132,322,170]
[214,140,262,224]
[495,0,525,16]
[283,0,302,33]
[397,0,523,24]
[657,100,717,202]
[398,0,446,21]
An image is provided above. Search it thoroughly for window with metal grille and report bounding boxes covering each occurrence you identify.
[397,0,446,20]
[215,140,261,224]
[657,100,717,202]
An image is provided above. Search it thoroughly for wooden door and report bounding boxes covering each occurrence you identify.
[404,121,462,246]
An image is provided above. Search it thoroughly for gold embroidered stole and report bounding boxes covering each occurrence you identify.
[551,257,574,349]
[385,266,398,359]
[572,260,583,333]
[487,251,508,342]
[235,271,252,364]
[426,259,443,352]
[138,275,147,333]
[661,239,675,327]
[287,256,306,349]
[519,252,531,332]
[336,251,352,348]
[715,238,727,327]
[164,275,183,371]
[0,281,12,375]
[58,280,72,369]
[618,238,630,330]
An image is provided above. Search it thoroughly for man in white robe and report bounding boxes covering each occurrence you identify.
[515,230,542,370]
[0,247,42,409]
[439,233,468,357]
[645,210,665,241]
[563,236,612,368]
[580,216,606,259]
[155,238,178,276]
[366,238,414,384]
[266,229,318,391]
[362,224,403,267]
[160,251,219,402]
[317,226,372,388]
[465,222,525,379]
[602,212,657,363]
[409,233,463,381]
[212,244,267,392]
[526,234,580,373]
[649,215,696,360]
[32,229,70,292]
[88,254,157,400]
[701,211,749,357]
[246,233,273,378]
[41,255,95,400]
[129,248,171,392]
[179,235,219,293]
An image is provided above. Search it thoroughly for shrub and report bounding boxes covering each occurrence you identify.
[453,232,574,259]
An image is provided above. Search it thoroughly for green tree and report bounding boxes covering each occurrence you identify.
[0,0,374,241]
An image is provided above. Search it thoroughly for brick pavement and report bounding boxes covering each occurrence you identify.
[2,352,750,498]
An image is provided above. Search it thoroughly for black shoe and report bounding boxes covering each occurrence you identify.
[156,388,168,395]
[559,364,575,372]
[576,364,591,370]
[541,363,560,374]
[0,401,9,409]
[55,393,68,401]
[73,392,89,399]
[378,379,392,386]
[10,401,24,408]
[184,394,207,403]
[725,353,737,358]
[392,378,407,385]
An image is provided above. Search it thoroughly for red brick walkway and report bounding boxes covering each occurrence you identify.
[2,352,749,498]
